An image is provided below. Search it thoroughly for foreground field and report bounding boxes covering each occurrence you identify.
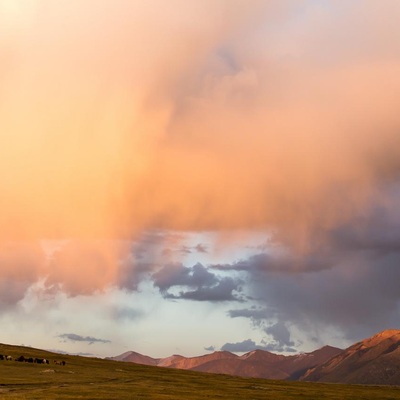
[1,343,400,399]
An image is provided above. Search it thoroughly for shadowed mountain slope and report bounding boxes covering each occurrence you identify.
[300,329,400,385]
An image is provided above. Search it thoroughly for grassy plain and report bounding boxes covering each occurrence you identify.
[1,343,400,399]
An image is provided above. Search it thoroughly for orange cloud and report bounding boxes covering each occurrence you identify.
[0,1,400,256]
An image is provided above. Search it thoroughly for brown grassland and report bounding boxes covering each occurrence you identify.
[1,343,400,399]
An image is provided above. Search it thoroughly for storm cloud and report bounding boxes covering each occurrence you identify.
[226,184,400,344]
[152,263,243,302]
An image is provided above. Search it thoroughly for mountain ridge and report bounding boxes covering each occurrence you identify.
[110,343,342,380]
[110,329,400,384]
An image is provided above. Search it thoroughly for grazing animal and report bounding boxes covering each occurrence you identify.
[27,357,34,363]
[16,356,25,362]
[6,355,12,361]
[35,358,44,364]
[54,360,66,366]
[0,354,4,360]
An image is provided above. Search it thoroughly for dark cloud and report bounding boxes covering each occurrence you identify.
[228,308,271,320]
[58,333,111,345]
[153,263,216,292]
[152,263,243,302]
[221,339,261,353]
[220,338,295,353]
[264,322,295,351]
[221,183,400,343]
[228,254,400,342]
[204,345,215,352]
[164,277,243,302]
[118,231,209,291]
[211,250,338,274]
[228,310,296,352]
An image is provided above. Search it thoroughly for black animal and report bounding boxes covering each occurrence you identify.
[16,355,25,362]
[0,354,4,360]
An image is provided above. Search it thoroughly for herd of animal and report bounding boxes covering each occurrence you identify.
[0,354,66,365]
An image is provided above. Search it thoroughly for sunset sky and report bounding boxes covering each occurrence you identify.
[1,0,400,358]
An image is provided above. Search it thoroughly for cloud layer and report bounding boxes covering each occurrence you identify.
[1,1,400,351]
[1,1,400,243]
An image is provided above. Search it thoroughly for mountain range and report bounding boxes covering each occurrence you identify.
[110,329,400,385]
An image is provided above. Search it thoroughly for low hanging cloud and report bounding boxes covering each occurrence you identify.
[221,339,261,353]
[221,338,295,353]
[58,333,111,345]
[264,322,296,351]
[224,313,297,352]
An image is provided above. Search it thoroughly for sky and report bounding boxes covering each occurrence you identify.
[1,0,400,358]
